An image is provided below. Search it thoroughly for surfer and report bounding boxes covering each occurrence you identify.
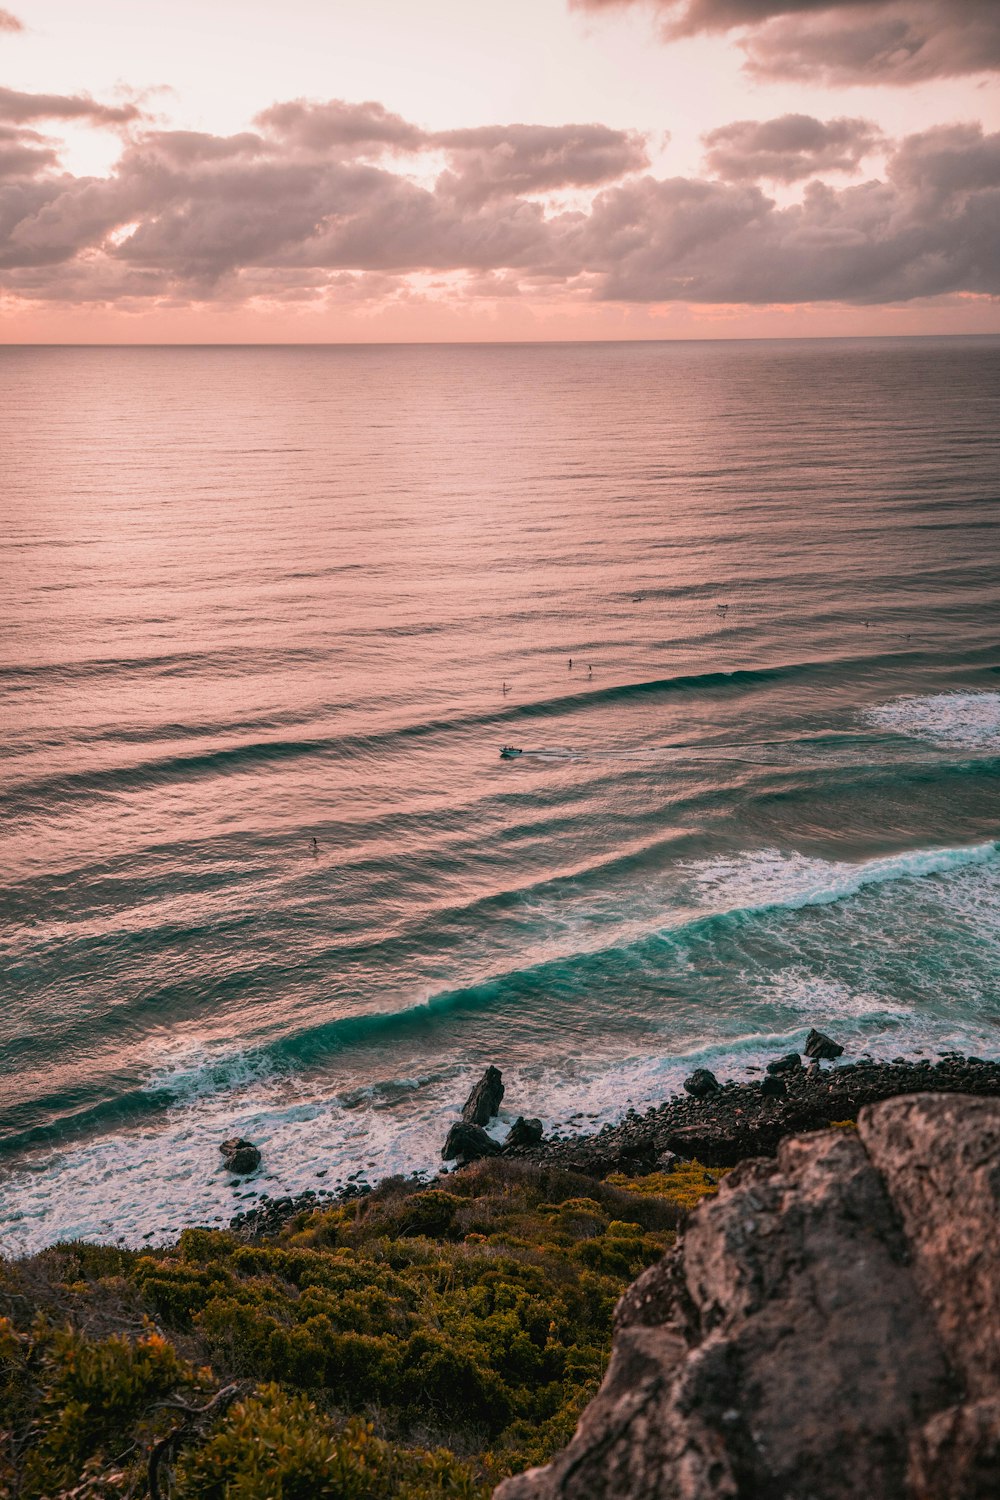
[311,837,318,854]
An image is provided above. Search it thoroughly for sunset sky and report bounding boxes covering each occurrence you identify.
[1,0,999,340]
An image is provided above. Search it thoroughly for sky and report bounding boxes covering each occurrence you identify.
[1,0,999,341]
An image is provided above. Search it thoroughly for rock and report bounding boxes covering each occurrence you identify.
[462,1065,505,1126]
[442,1121,501,1163]
[909,1397,1000,1500]
[219,1137,261,1174]
[505,1116,543,1149]
[655,1150,682,1173]
[858,1093,1000,1395]
[805,1027,844,1060]
[760,1074,787,1099]
[766,1052,802,1075]
[495,1095,1000,1500]
[683,1068,720,1099]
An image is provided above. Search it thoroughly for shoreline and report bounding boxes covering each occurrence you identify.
[227,1048,1000,1240]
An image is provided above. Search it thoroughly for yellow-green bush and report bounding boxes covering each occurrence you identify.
[0,1157,694,1497]
[606,1159,728,1211]
[174,1386,480,1499]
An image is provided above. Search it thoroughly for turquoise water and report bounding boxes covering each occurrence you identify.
[1,337,999,1252]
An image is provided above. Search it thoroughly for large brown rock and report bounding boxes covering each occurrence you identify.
[495,1094,1000,1500]
[462,1065,505,1125]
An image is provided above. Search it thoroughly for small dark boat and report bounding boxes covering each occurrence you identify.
[500,746,523,759]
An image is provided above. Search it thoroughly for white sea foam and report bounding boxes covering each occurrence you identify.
[862,690,1000,750]
[681,839,999,922]
[2,837,999,1257]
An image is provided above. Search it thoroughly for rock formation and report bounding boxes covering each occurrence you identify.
[683,1068,720,1099]
[805,1026,844,1060]
[219,1137,261,1174]
[462,1065,505,1125]
[442,1121,501,1163]
[494,1094,1000,1500]
[505,1116,544,1148]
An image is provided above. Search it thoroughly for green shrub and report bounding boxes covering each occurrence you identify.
[174,1385,483,1499]
[0,1157,678,1493]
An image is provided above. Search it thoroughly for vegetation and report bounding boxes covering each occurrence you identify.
[0,1157,724,1498]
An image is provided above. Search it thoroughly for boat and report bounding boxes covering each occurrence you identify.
[499,746,523,759]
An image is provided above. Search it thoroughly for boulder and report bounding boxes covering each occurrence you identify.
[495,1094,1000,1500]
[682,1068,720,1099]
[805,1027,844,1060]
[760,1074,787,1099]
[462,1065,505,1125]
[505,1116,543,1149]
[220,1137,261,1174]
[442,1121,501,1164]
[766,1052,802,1075]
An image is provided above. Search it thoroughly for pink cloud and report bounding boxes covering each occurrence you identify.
[571,1,1000,84]
[1,90,998,314]
[703,114,885,182]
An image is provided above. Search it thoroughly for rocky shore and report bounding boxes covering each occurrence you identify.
[226,1044,1000,1239]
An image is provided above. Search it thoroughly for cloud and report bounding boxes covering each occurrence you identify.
[0,8,22,32]
[0,85,143,126]
[570,1,1000,83]
[744,1,1000,84]
[254,98,425,154]
[433,123,649,202]
[703,114,885,181]
[0,89,997,312]
[582,123,1000,302]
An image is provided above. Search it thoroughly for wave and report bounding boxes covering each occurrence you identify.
[3,835,995,1157]
[2,652,954,815]
[863,690,1000,751]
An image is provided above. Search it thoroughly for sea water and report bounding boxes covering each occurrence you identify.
[1,337,998,1253]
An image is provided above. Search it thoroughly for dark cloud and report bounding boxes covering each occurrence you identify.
[0,85,142,126]
[570,0,1000,83]
[703,114,884,181]
[744,1,1000,84]
[0,90,997,311]
[0,8,23,32]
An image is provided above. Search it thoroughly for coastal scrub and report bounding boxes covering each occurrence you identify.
[0,1158,720,1497]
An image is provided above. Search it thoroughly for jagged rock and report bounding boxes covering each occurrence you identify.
[505,1116,543,1149]
[760,1074,787,1099]
[655,1150,682,1173]
[495,1095,1000,1500]
[766,1052,802,1075]
[219,1137,261,1174]
[683,1068,720,1099]
[858,1092,1000,1395]
[442,1121,501,1163]
[462,1065,505,1125]
[805,1027,844,1060]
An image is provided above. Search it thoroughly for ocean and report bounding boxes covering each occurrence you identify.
[2,336,999,1255]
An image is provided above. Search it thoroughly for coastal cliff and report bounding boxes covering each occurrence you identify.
[496,1093,1000,1500]
[2,1068,999,1497]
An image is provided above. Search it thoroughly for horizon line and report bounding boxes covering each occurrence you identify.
[1,332,998,350]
